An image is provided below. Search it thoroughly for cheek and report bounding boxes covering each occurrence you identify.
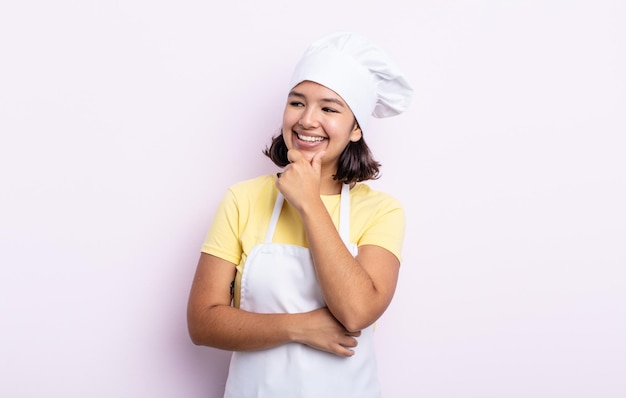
[282,107,299,126]
[281,124,294,149]
[281,111,291,127]
[328,120,354,140]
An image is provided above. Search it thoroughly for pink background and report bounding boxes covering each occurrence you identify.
[1,1,625,396]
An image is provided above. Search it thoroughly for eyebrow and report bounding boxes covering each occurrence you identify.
[288,90,346,108]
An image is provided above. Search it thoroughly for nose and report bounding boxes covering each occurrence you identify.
[298,108,319,129]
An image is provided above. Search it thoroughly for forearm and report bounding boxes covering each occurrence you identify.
[299,199,383,331]
[188,304,302,351]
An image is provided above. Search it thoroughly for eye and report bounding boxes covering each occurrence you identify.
[289,101,304,107]
[322,107,338,113]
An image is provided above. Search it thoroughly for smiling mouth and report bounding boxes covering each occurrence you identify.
[296,133,325,143]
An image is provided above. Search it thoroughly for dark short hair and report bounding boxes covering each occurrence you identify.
[263,131,381,183]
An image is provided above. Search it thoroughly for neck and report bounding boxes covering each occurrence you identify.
[319,180,343,195]
[318,166,344,195]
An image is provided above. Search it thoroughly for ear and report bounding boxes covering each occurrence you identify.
[349,121,363,142]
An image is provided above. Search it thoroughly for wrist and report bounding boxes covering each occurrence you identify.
[295,195,325,218]
[284,312,307,344]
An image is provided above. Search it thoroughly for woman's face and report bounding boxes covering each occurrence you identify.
[282,81,362,171]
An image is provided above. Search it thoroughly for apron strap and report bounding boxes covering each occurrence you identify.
[339,183,350,247]
[264,192,284,243]
[265,184,351,245]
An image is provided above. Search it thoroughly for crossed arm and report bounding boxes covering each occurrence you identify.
[187,151,401,356]
[187,243,398,356]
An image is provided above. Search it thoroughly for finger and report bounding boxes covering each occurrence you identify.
[287,149,303,163]
[335,344,356,357]
[341,336,359,348]
[311,151,325,174]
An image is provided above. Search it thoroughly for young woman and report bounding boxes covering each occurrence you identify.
[187,31,413,397]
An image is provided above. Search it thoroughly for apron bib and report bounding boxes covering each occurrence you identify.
[223,184,381,398]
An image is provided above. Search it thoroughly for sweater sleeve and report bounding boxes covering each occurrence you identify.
[201,188,243,266]
[357,197,406,263]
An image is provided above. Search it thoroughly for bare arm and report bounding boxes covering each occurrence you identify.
[301,204,399,332]
[276,150,400,332]
[187,252,360,356]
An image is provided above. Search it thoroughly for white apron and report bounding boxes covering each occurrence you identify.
[223,183,381,398]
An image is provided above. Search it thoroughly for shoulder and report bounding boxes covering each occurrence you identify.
[227,174,278,199]
[222,174,278,216]
[351,183,404,214]
[350,183,406,261]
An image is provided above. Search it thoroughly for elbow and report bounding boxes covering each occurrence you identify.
[187,308,215,347]
[188,320,220,347]
[343,319,374,334]
[337,311,377,333]
[187,318,205,346]
[188,327,203,346]
[187,304,226,347]
[333,300,388,332]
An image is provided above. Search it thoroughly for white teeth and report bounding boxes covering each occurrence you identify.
[297,133,325,142]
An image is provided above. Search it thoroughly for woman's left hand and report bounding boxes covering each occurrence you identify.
[276,149,325,211]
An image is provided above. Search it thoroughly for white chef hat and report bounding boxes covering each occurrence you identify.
[288,31,413,132]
